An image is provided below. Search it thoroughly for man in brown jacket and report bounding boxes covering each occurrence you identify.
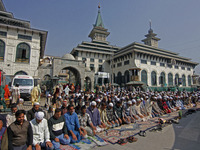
[7,110,33,150]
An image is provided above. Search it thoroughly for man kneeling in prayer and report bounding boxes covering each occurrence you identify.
[106,103,120,127]
[86,101,104,132]
[99,102,114,128]
[78,105,96,136]
[64,105,85,143]
[48,108,70,150]
[30,111,54,150]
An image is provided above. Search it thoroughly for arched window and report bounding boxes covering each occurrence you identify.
[141,70,147,85]
[16,43,30,63]
[182,74,186,86]
[168,73,173,86]
[175,74,179,85]
[151,71,157,86]
[188,75,191,86]
[0,40,5,61]
[160,72,166,85]
[124,70,130,84]
[117,72,122,86]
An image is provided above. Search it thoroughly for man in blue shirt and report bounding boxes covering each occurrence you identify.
[64,105,84,143]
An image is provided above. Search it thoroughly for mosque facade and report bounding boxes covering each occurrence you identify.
[70,6,199,91]
[0,0,47,85]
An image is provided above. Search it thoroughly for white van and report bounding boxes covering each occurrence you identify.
[11,75,34,100]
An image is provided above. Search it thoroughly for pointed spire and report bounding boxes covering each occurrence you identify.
[88,4,110,43]
[142,20,160,47]
[149,19,152,30]
[94,4,104,28]
[148,19,154,34]
[0,0,6,12]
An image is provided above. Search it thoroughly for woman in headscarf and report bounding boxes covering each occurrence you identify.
[4,85,10,108]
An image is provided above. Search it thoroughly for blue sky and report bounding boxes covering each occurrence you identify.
[3,0,200,73]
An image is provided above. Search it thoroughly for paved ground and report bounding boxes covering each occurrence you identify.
[96,111,200,150]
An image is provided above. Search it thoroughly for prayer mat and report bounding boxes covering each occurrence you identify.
[112,123,140,131]
[105,130,121,137]
[120,130,139,139]
[70,138,96,150]
[60,144,78,150]
[88,135,108,146]
[97,130,121,144]
[97,129,139,144]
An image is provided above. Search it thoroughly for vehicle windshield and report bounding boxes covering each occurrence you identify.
[13,79,33,86]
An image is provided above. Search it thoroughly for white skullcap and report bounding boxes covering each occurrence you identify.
[48,94,51,97]
[127,101,132,105]
[97,99,101,102]
[35,111,44,120]
[91,101,96,106]
[141,98,144,101]
[59,96,62,99]
[19,98,24,103]
[137,99,141,102]
[132,99,136,103]
[116,98,120,101]
[34,102,40,106]
[109,103,113,107]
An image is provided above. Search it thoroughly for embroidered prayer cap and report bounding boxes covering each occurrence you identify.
[116,98,120,101]
[109,103,113,107]
[97,99,101,102]
[127,101,132,105]
[91,101,97,106]
[132,99,136,103]
[34,102,40,106]
[35,111,44,120]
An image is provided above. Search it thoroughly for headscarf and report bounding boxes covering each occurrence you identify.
[4,85,10,99]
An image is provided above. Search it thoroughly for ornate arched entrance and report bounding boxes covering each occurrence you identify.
[58,67,81,87]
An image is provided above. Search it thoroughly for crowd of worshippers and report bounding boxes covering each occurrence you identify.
[0,90,200,150]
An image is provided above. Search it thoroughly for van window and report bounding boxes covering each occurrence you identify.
[13,79,33,86]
